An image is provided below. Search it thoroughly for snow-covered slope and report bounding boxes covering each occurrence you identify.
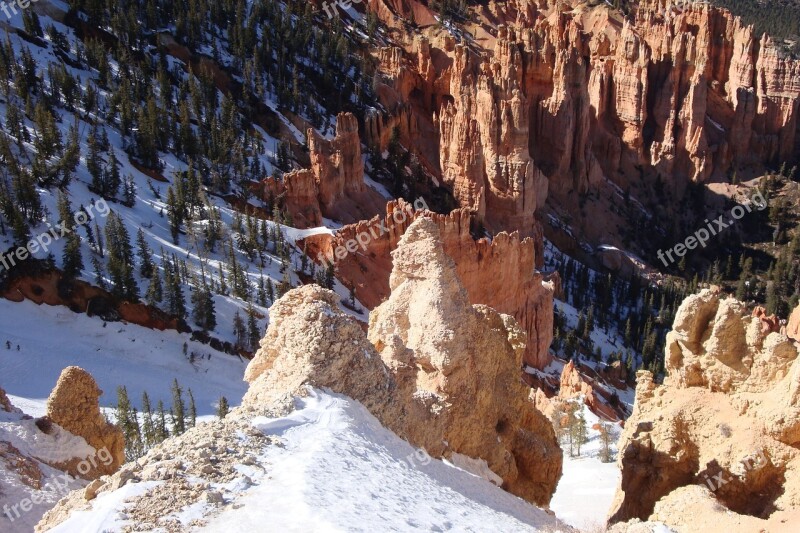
[46,388,573,532]
[551,404,621,531]
[0,298,249,414]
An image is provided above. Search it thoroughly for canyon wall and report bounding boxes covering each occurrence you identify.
[367,0,800,236]
[608,289,800,530]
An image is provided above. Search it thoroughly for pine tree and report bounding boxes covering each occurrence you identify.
[146,267,163,305]
[104,149,122,199]
[187,388,196,428]
[136,228,154,278]
[167,186,181,244]
[58,191,83,277]
[122,175,136,207]
[257,275,267,306]
[233,311,246,347]
[156,400,169,442]
[191,281,216,331]
[141,391,156,449]
[87,126,105,193]
[105,212,139,300]
[163,257,186,318]
[246,304,260,351]
[598,422,614,463]
[570,407,589,457]
[170,378,186,436]
[266,277,275,304]
[116,386,143,461]
[216,396,229,419]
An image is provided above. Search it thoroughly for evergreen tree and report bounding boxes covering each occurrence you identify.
[246,304,260,351]
[146,267,163,305]
[155,400,169,442]
[170,378,186,436]
[136,228,154,278]
[141,391,156,449]
[122,175,136,207]
[266,277,275,304]
[58,191,83,277]
[570,407,589,457]
[163,257,186,318]
[187,388,196,428]
[233,311,246,347]
[116,386,143,461]
[105,212,139,300]
[598,422,614,463]
[216,396,229,419]
[191,281,216,331]
[166,186,181,244]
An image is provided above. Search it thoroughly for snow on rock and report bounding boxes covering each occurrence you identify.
[1,391,97,532]
[38,388,573,532]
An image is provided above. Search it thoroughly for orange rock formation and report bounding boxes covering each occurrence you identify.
[302,200,556,369]
[366,0,800,237]
[258,113,385,227]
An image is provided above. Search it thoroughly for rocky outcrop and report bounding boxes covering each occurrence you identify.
[366,218,562,504]
[36,413,277,533]
[45,367,124,478]
[308,112,365,210]
[304,200,555,370]
[34,222,563,530]
[249,218,563,506]
[752,305,781,335]
[608,289,800,530]
[261,169,323,227]
[257,113,386,227]
[242,286,392,412]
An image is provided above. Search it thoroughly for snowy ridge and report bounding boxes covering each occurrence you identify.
[47,388,574,532]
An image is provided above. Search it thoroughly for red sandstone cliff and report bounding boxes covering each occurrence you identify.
[365,0,800,239]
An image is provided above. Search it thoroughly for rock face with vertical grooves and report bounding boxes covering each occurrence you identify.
[366,0,800,240]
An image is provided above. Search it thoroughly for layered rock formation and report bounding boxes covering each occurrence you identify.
[302,200,556,369]
[258,112,385,227]
[248,218,563,506]
[608,289,800,530]
[45,366,125,477]
[367,0,800,242]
